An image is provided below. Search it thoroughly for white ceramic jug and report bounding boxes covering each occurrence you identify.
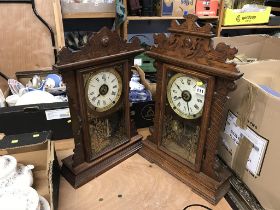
[0,186,40,210]
[0,155,34,189]
[0,155,17,179]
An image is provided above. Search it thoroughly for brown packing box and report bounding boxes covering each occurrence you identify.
[213,35,280,210]
[213,35,280,61]
[0,132,60,210]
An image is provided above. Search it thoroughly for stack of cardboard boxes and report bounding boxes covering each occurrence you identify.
[161,0,218,17]
[214,35,280,210]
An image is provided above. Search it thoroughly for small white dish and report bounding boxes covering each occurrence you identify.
[5,94,20,106]
[0,186,40,210]
[0,163,34,189]
[0,155,17,179]
[39,195,51,210]
[15,90,59,106]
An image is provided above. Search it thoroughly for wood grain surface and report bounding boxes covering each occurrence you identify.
[56,139,231,210]
[0,0,64,78]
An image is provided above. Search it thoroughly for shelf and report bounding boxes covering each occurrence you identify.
[126,16,219,21]
[63,14,219,20]
[272,7,280,12]
[221,25,280,30]
[63,12,115,19]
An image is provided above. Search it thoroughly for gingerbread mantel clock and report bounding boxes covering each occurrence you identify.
[54,27,144,188]
[139,15,243,204]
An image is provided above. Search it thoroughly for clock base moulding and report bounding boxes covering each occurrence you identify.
[61,135,142,188]
[139,139,231,205]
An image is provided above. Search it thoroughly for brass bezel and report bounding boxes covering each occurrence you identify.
[167,73,206,119]
[85,68,122,113]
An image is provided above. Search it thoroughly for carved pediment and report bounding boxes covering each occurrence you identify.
[56,27,142,65]
[150,15,239,73]
[169,15,213,36]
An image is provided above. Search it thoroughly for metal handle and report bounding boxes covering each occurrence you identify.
[23,106,40,112]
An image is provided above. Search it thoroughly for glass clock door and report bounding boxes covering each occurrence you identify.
[159,65,214,170]
[81,66,130,161]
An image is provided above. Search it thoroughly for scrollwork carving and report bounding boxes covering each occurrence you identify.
[150,15,240,73]
[57,27,142,65]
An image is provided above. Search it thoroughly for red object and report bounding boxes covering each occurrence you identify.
[195,0,218,16]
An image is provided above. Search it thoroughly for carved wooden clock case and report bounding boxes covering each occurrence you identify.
[139,15,243,204]
[54,27,144,188]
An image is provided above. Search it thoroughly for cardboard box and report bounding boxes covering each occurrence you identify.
[195,0,218,16]
[61,0,116,17]
[0,131,60,210]
[173,0,196,16]
[222,6,271,26]
[213,35,280,61]
[0,1,72,140]
[213,35,280,210]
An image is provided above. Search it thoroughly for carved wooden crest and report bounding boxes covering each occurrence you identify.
[150,15,240,74]
[56,27,142,65]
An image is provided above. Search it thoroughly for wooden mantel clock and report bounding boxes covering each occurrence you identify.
[139,14,243,204]
[53,27,144,188]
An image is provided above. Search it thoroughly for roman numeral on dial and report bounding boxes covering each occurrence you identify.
[102,74,106,82]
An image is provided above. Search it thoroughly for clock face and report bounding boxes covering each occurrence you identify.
[167,73,206,119]
[86,68,122,112]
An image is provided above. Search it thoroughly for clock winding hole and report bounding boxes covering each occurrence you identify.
[99,84,109,96]
[182,90,192,102]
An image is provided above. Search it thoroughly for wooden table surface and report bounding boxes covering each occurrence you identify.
[55,138,231,210]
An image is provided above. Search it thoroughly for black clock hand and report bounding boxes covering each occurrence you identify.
[176,83,183,92]
[186,102,191,115]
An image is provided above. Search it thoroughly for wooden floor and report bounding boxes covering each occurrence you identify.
[55,138,232,210]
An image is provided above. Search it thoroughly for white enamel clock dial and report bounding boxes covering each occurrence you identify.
[86,68,122,112]
[167,73,206,119]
